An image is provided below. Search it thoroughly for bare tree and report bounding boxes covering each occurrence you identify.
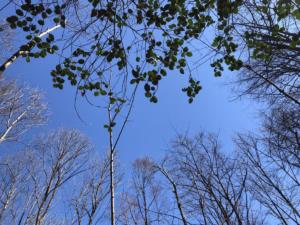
[69,156,111,225]
[235,103,300,224]
[0,22,15,62]
[262,105,300,165]
[0,129,92,225]
[0,155,28,224]
[161,132,265,225]
[118,157,169,225]
[0,78,47,145]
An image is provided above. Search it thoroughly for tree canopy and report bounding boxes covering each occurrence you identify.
[4,0,299,104]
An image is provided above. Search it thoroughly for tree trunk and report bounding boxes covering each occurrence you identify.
[108,103,116,225]
[110,146,115,225]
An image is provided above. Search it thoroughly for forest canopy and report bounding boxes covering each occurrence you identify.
[2,0,299,104]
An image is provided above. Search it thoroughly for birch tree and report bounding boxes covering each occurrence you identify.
[0,78,47,145]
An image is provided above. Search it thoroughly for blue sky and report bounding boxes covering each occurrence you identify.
[6,50,262,165]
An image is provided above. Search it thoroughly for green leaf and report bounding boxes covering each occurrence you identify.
[150,96,158,103]
[53,17,60,23]
[91,9,98,17]
[110,97,116,104]
[6,16,18,23]
[292,9,300,20]
[78,59,85,64]
[16,9,24,16]
[38,20,44,25]
[186,52,193,57]
[100,89,107,95]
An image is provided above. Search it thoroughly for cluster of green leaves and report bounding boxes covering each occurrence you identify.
[5,0,221,103]
[210,0,244,76]
[182,78,202,103]
[8,0,298,103]
[47,0,217,103]
[276,0,300,20]
[5,0,66,64]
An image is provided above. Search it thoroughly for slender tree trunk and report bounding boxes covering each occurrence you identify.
[0,111,26,144]
[106,81,137,225]
[142,187,148,225]
[108,103,116,225]
[110,146,115,225]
